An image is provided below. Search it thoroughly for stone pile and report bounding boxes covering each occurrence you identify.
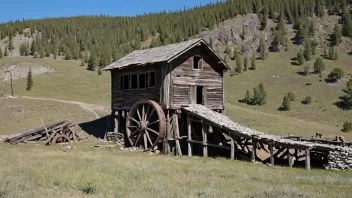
[106,132,124,145]
[325,149,352,170]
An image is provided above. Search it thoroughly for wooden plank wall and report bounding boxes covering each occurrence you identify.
[170,45,224,110]
[111,64,162,110]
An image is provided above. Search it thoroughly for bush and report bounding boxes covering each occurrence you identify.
[297,51,304,65]
[304,96,312,104]
[327,67,344,82]
[280,96,291,111]
[303,66,310,76]
[314,57,325,74]
[287,92,296,101]
[81,182,96,194]
[97,67,102,75]
[343,121,352,132]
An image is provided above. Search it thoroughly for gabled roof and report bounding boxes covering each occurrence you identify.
[102,38,230,71]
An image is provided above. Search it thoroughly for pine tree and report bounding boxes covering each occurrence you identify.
[244,90,251,104]
[332,23,342,46]
[97,66,102,75]
[8,38,14,51]
[314,57,325,75]
[259,38,266,60]
[26,69,33,91]
[244,57,248,71]
[4,46,8,56]
[280,96,291,111]
[304,66,310,76]
[311,39,318,55]
[297,51,304,65]
[250,53,256,70]
[88,53,99,71]
[303,39,311,61]
[235,53,242,73]
[0,47,2,59]
[309,21,315,36]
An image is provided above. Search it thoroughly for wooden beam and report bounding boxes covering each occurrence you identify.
[269,144,274,165]
[173,114,182,156]
[187,140,231,150]
[251,140,256,162]
[305,148,311,171]
[202,123,208,157]
[230,137,235,160]
[118,110,122,133]
[187,114,192,157]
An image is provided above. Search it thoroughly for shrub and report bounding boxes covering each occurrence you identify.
[304,96,312,104]
[314,57,325,75]
[343,121,352,132]
[26,69,33,91]
[280,96,291,111]
[250,54,256,70]
[297,51,304,65]
[243,90,251,104]
[327,67,344,82]
[287,92,296,101]
[303,66,310,76]
[81,182,96,194]
[97,67,102,75]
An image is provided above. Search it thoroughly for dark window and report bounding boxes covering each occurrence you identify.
[123,75,130,90]
[139,73,146,89]
[193,56,202,70]
[120,76,124,90]
[131,74,138,89]
[196,86,203,104]
[149,71,156,87]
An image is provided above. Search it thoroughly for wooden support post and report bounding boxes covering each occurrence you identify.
[251,140,256,162]
[230,137,235,160]
[118,110,122,133]
[173,114,182,156]
[305,148,311,170]
[164,110,171,155]
[269,144,274,165]
[187,114,192,157]
[202,123,208,157]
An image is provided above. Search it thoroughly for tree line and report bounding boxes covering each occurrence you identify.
[0,0,350,69]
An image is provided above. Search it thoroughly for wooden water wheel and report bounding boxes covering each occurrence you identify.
[51,134,71,145]
[126,100,166,150]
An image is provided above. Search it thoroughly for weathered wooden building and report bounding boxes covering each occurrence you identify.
[103,38,230,153]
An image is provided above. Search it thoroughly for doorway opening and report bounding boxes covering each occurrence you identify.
[196,86,203,105]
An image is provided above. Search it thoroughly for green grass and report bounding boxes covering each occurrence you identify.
[0,142,351,198]
[0,56,111,109]
[225,41,352,139]
[0,98,95,135]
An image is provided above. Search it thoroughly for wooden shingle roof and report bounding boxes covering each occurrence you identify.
[102,38,230,71]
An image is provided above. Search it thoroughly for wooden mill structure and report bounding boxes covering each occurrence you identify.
[103,38,350,170]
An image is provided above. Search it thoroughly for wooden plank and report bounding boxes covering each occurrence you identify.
[269,144,274,165]
[172,114,182,156]
[305,148,311,171]
[202,123,208,157]
[251,140,256,162]
[187,114,192,157]
[187,140,231,150]
[230,137,235,160]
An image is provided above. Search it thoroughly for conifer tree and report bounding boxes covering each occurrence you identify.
[303,39,312,61]
[309,21,315,36]
[26,69,33,91]
[259,38,266,60]
[244,57,248,71]
[244,90,251,104]
[250,53,256,70]
[314,57,325,75]
[280,96,291,111]
[332,23,342,46]
[235,53,242,73]
[8,38,14,51]
[4,46,8,56]
[297,51,304,65]
[88,53,99,71]
[97,66,102,75]
[0,48,2,59]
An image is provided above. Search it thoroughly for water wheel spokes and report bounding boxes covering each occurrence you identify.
[126,100,166,150]
[51,134,71,145]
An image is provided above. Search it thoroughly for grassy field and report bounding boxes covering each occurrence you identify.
[224,40,352,139]
[0,98,96,136]
[0,57,111,109]
[0,142,351,198]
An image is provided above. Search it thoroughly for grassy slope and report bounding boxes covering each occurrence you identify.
[0,142,351,198]
[0,98,95,135]
[224,40,352,139]
[0,57,111,109]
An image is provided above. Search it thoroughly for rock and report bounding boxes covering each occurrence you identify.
[154,150,161,155]
[0,63,55,81]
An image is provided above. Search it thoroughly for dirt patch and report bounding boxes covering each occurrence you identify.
[0,63,55,81]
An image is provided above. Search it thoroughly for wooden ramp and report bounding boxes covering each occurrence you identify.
[182,104,352,170]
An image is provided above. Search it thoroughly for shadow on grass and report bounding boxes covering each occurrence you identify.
[291,62,300,66]
[334,96,352,110]
[79,115,111,139]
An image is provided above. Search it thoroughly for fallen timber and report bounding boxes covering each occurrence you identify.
[181,104,352,170]
[3,120,83,145]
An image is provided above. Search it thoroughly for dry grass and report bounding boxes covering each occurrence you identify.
[0,142,351,198]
